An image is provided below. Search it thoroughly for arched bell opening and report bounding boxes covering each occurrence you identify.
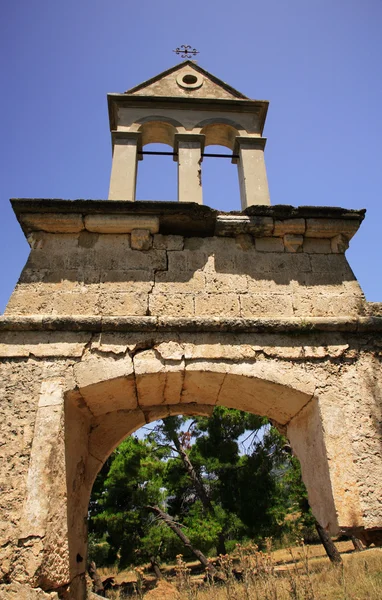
[199,122,243,211]
[201,143,241,211]
[136,142,177,201]
[135,120,179,201]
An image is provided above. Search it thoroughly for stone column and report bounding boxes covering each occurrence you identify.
[108,131,142,201]
[174,134,205,204]
[233,137,270,208]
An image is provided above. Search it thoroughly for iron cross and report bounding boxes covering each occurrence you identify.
[173,45,199,59]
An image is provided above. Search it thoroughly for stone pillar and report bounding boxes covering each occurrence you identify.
[174,134,205,204]
[108,131,142,201]
[233,137,270,208]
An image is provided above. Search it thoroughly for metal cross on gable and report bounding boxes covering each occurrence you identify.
[173,44,199,59]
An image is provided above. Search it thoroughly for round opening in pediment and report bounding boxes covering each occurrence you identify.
[176,71,204,90]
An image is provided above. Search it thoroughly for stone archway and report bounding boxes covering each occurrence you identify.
[1,201,381,600]
[5,335,377,600]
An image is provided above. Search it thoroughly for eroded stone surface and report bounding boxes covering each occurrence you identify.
[0,582,59,599]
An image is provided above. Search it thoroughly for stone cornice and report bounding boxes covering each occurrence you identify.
[1,316,381,334]
[10,199,366,240]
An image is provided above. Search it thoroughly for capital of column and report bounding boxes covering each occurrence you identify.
[111,131,143,157]
[232,136,267,164]
[173,133,206,161]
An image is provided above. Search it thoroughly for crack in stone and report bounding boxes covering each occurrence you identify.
[215,372,227,406]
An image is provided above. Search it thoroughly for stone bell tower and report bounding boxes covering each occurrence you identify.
[107,60,271,207]
[0,61,381,600]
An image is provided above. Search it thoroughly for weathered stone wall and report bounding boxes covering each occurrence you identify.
[0,359,43,584]
[5,214,365,320]
[1,329,381,598]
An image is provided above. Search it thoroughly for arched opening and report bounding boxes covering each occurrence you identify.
[198,122,243,210]
[201,144,241,211]
[136,142,177,201]
[135,119,179,201]
[62,363,328,582]
[58,354,356,597]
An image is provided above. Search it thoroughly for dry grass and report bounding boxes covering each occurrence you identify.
[99,544,382,600]
[271,540,354,565]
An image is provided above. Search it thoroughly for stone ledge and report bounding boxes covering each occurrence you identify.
[11,199,365,240]
[1,315,381,333]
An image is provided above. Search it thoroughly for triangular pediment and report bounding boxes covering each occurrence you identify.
[125,61,248,100]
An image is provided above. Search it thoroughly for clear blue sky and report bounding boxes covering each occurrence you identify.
[1,0,381,312]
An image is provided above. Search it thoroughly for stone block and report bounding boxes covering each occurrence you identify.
[284,234,303,253]
[8,288,59,317]
[131,229,152,250]
[305,218,359,239]
[194,293,241,317]
[99,292,148,316]
[255,237,285,252]
[292,294,364,317]
[274,218,305,236]
[89,409,145,463]
[134,349,184,406]
[217,370,309,424]
[85,214,159,233]
[331,234,350,253]
[204,272,248,293]
[155,341,185,361]
[247,275,292,293]
[235,251,311,275]
[294,272,361,292]
[167,249,208,273]
[153,234,184,250]
[74,244,166,272]
[74,354,134,389]
[83,376,137,417]
[51,292,101,316]
[154,270,205,293]
[303,238,332,254]
[215,215,274,236]
[0,332,90,358]
[100,270,154,293]
[182,338,257,360]
[310,254,354,276]
[149,293,195,317]
[122,248,167,272]
[21,213,84,233]
[240,294,294,317]
[181,368,226,405]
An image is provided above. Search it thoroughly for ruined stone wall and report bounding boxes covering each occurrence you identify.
[5,229,365,320]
